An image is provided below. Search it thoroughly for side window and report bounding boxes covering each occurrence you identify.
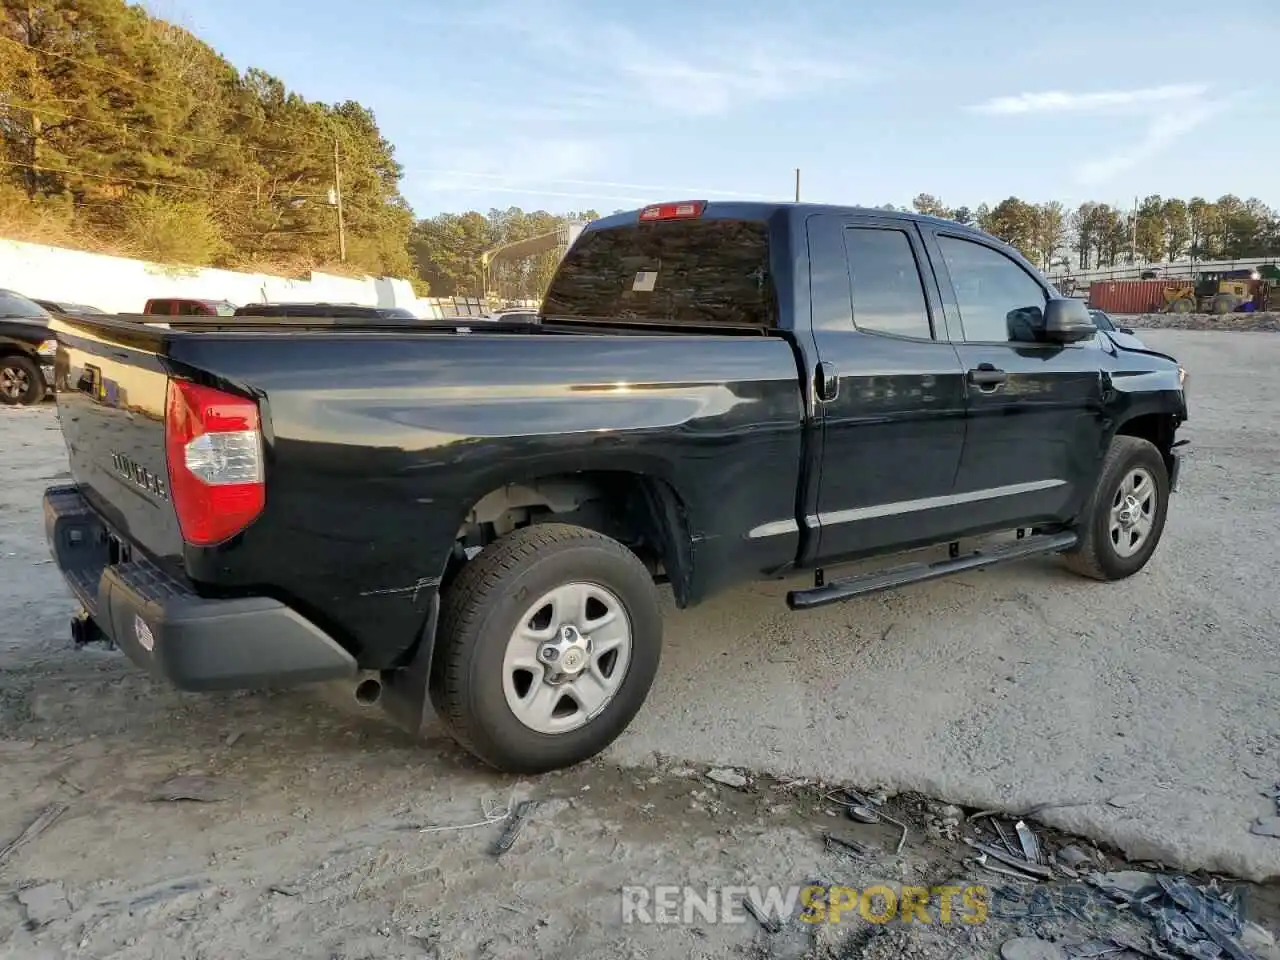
[844,227,933,340]
[937,236,1048,343]
[177,301,206,316]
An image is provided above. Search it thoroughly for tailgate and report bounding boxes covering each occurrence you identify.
[53,317,185,561]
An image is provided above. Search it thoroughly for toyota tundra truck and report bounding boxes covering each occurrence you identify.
[42,201,1187,774]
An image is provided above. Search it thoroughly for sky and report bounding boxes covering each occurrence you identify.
[146,0,1279,218]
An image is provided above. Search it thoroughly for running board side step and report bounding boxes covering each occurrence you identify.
[786,531,1078,611]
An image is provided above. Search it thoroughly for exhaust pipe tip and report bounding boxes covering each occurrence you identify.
[354,676,383,706]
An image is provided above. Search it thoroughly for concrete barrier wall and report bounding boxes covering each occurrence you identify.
[0,237,423,315]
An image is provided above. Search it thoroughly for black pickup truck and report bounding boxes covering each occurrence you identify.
[42,201,1187,774]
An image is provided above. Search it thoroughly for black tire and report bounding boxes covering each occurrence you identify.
[0,354,45,406]
[1063,435,1169,581]
[430,523,662,774]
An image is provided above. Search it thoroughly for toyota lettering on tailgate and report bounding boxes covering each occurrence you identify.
[111,452,168,499]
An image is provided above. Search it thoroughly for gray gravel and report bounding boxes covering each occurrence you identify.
[609,329,1280,881]
[2,327,1279,903]
[1122,311,1280,332]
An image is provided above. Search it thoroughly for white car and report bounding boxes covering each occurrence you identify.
[1090,308,1186,389]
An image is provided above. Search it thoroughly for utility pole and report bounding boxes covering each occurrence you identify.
[333,139,347,262]
[794,168,800,202]
[1129,195,1138,266]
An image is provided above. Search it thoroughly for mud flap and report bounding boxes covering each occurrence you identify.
[378,592,441,737]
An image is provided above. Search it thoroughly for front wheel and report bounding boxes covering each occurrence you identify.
[430,523,663,774]
[1063,435,1170,581]
[0,354,45,406]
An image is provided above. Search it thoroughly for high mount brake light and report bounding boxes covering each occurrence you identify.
[638,201,705,221]
[164,379,265,546]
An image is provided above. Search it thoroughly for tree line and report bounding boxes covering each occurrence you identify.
[1,0,415,280]
[906,193,1280,273]
[5,3,1280,298]
[410,206,600,300]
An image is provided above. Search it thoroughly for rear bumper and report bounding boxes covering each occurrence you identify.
[43,485,357,691]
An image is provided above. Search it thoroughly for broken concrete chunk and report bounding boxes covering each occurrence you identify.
[1250,817,1280,838]
[1241,921,1277,950]
[17,882,71,928]
[1107,792,1147,808]
[1057,844,1093,868]
[1001,936,1068,960]
[704,768,748,789]
[1063,941,1125,958]
[1090,870,1163,900]
[148,775,235,803]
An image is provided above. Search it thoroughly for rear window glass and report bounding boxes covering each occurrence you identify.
[542,219,775,328]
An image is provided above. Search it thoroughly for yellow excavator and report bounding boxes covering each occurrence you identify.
[1162,277,1254,314]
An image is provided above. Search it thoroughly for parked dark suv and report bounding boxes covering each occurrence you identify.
[0,289,56,405]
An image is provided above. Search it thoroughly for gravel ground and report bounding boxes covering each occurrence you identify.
[0,328,1278,959]
[1120,311,1280,332]
[611,329,1280,882]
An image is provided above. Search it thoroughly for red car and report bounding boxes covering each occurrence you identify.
[143,298,237,317]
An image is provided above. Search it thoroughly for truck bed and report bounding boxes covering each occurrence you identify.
[49,313,807,669]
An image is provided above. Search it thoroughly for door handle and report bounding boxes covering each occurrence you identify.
[967,363,1007,390]
[815,361,838,402]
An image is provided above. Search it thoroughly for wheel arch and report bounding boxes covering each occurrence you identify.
[381,470,691,739]
[441,469,696,606]
[1113,410,1180,479]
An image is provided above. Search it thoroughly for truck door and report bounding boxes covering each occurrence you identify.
[918,227,1108,529]
[806,213,967,564]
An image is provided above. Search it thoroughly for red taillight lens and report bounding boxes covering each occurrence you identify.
[639,200,705,221]
[164,379,265,546]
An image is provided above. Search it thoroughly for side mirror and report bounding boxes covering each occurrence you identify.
[1043,299,1097,343]
[1118,325,1135,334]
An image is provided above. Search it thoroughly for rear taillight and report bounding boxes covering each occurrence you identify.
[164,379,265,546]
[638,200,705,221]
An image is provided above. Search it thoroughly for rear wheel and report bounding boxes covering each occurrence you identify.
[431,523,663,774]
[1063,435,1169,581]
[0,354,44,406]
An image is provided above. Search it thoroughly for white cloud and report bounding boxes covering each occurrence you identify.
[604,25,868,116]
[1073,99,1226,186]
[417,138,607,192]
[407,169,773,200]
[462,1,878,117]
[968,81,1239,188]
[969,84,1207,116]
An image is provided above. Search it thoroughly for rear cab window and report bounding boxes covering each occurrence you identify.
[844,227,934,340]
[542,217,775,329]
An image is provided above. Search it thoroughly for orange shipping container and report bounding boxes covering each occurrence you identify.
[1086,280,1172,315]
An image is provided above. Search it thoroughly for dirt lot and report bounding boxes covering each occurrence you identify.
[1,329,1278,959]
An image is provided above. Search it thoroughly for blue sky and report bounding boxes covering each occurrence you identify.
[149,0,1278,217]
